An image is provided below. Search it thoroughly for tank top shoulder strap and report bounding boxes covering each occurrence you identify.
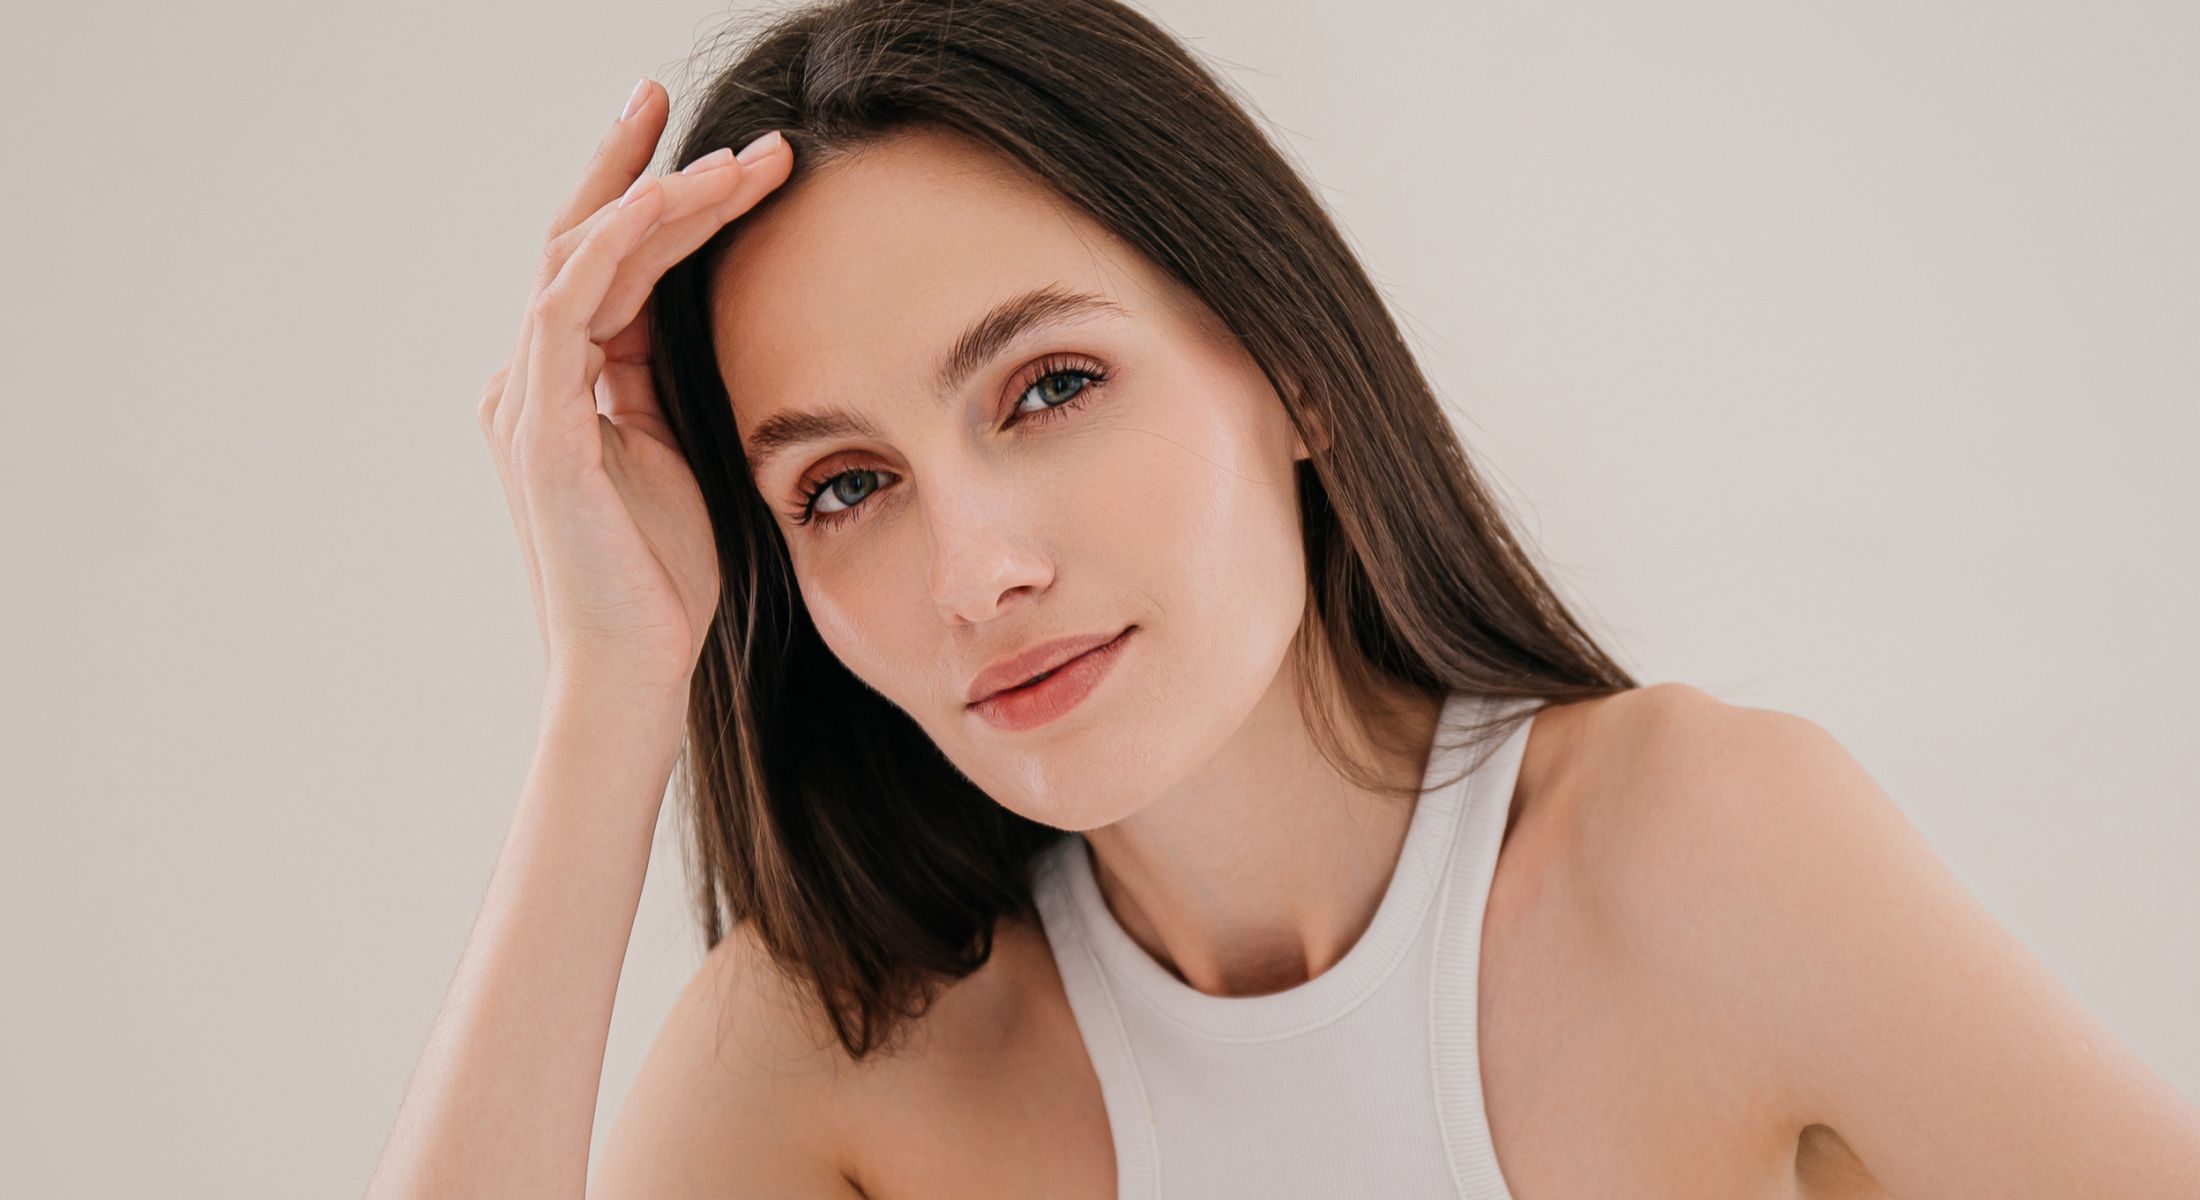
[1029,833,1163,1195]
[1428,691,1539,1199]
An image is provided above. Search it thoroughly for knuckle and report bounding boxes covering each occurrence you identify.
[535,236,568,282]
[540,215,592,267]
[493,388,523,440]
[542,204,577,246]
[525,286,563,324]
[530,286,589,337]
[477,368,512,434]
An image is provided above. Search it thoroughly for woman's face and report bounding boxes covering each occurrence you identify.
[712,127,1312,831]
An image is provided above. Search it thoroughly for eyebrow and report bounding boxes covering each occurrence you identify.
[741,283,1130,480]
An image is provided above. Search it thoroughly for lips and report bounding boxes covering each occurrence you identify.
[966,626,1136,733]
[965,626,1134,706]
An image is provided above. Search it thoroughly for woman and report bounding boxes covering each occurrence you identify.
[366,0,2200,1196]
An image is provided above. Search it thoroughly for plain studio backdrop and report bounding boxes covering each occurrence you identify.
[1,1,2193,1195]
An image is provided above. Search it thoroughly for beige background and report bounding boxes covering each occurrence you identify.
[2,1,2193,1195]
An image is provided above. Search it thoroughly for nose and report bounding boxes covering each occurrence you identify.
[926,477,1054,625]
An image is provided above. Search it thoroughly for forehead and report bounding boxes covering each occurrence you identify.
[708,127,1196,419]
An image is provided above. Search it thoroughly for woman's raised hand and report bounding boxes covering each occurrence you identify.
[477,79,791,701]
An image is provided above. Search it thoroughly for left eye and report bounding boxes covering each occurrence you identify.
[1013,366,1102,418]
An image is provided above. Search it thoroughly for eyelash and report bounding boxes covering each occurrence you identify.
[788,355,1113,532]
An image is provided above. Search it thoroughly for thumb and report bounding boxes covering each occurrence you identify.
[597,297,664,423]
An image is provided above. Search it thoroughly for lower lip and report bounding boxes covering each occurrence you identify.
[969,627,1136,733]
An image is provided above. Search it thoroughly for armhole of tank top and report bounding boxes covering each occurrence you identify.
[1033,837,1163,1199]
[1427,695,1532,1200]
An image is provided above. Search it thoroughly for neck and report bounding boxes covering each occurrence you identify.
[1078,665,1446,998]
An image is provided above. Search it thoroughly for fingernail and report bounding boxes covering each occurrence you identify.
[618,174,657,208]
[618,77,651,123]
[735,129,784,165]
[682,147,735,175]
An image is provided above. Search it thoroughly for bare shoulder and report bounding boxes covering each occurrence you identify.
[1540,680,1865,970]
[1542,682,2200,1193]
[595,902,1092,1200]
[591,919,863,1199]
[1491,684,1884,1165]
[1535,681,1847,908]
[1519,684,1865,1089]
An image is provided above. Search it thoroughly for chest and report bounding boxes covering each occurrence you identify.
[837,870,1883,1200]
[834,914,1117,1200]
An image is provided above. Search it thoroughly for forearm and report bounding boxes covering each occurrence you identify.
[365,688,688,1200]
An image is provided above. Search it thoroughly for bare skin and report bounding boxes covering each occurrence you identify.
[362,78,798,1200]
[707,688,1863,1200]
[370,74,2200,1200]
[603,684,2200,1199]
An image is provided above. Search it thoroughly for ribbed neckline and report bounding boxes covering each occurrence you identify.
[1051,690,1493,1042]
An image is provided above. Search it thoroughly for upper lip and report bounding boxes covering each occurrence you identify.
[965,626,1131,706]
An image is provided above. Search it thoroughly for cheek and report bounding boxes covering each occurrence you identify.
[1095,374,1305,601]
[795,563,900,687]
[791,524,950,707]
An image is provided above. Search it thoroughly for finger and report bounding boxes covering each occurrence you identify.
[504,155,710,450]
[542,77,667,254]
[488,293,546,445]
[520,177,669,465]
[506,78,667,441]
[478,362,511,439]
[594,132,793,342]
[477,366,548,674]
[594,135,790,432]
[493,304,536,450]
[596,293,657,422]
[532,136,782,339]
[501,149,729,449]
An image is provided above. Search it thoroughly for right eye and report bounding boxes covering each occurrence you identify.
[794,467,897,530]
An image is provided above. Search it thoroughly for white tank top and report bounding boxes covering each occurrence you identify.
[1029,690,1532,1199]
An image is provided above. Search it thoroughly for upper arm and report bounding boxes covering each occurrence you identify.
[590,922,861,1200]
[1585,683,2200,1198]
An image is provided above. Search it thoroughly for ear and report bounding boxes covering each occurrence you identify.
[1273,367,1328,461]
[1291,407,1330,461]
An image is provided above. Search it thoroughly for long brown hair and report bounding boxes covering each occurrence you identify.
[643,0,1638,1061]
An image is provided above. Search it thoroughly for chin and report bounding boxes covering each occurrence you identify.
[972,744,1161,827]
[1011,795,1148,835]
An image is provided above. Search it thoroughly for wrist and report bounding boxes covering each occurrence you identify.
[526,698,689,824]
[540,670,691,720]
[537,682,689,753]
